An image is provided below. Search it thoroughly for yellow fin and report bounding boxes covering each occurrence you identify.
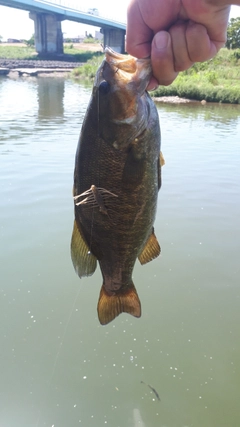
[71,220,97,278]
[160,151,165,167]
[138,230,161,265]
[97,281,141,325]
[158,151,165,189]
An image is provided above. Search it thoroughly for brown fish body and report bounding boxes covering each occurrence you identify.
[71,48,163,325]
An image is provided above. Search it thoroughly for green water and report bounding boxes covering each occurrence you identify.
[1,77,240,427]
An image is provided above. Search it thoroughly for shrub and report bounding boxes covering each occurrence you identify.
[72,54,104,79]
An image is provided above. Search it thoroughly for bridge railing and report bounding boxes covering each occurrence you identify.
[38,0,126,24]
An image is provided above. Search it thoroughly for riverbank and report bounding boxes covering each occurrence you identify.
[71,47,240,104]
[0,42,102,62]
[0,58,84,69]
[0,43,102,78]
[0,58,84,78]
[152,48,240,104]
[0,44,239,104]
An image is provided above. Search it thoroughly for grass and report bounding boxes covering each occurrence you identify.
[71,54,104,79]
[0,45,38,59]
[152,48,240,104]
[63,46,102,62]
[72,48,240,104]
[83,37,101,44]
[0,44,102,62]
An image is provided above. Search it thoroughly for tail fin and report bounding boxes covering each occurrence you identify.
[97,281,141,325]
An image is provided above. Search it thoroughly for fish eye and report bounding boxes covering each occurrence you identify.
[99,80,110,95]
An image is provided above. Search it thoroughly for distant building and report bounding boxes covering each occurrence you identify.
[95,31,103,41]
[7,38,21,43]
[63,36,84,43]
[63,32,103,43]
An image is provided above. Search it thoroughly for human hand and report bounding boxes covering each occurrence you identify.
[126,0,231,88]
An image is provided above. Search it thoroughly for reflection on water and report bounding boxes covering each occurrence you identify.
[37,78,65,119]
[133,408,146,426]
[0,76,240,427]
[156,100,240,125]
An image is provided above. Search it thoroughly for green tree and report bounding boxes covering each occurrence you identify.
[0,35,3,43]
[226,17,240,49]
[26,34,35,47]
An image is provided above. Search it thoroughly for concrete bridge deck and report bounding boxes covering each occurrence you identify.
[0,0,126,53]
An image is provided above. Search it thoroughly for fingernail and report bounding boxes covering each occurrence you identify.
[154,32,169,50]
[149,86,158,92]
[148,84,158,92]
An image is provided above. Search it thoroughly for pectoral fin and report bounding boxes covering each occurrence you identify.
[138,229,161,265]
[71,220,97,278]
[97,281,141,325]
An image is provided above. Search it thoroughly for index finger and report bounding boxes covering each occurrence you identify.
[126,1,153,58]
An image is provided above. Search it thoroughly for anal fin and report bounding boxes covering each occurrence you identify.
[138,229,161,265]
[97,281,141,325]
[158,151,165,190]
[160,151,165,167]
[71,220,97,278]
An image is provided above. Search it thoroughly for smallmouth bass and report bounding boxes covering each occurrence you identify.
[71,48,164,325]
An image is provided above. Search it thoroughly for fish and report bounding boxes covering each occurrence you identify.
[141,381,161,401]
[71,47,164,325]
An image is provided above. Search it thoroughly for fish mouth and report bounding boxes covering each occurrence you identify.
[104,47,126,61]
[101,47,152,93]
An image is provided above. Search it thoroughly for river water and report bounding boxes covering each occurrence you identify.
[1,76,240,427]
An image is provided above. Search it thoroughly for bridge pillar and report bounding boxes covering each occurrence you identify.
[29,12,63,55]
[102,28,125,54]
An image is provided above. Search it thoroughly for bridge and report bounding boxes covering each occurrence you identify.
[0,0,127,54]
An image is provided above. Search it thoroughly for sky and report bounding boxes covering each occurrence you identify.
[0,0,129,40]
[0,2,239,41]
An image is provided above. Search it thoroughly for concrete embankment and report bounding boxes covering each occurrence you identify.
[0,58,82,77]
